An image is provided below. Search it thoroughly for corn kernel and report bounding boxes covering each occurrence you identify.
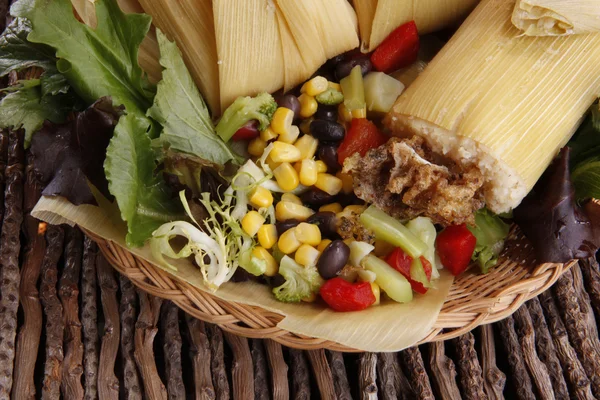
[279,125,300,144]
[317,239,333,252]
[241,211,265,237]
[344,205,367,215]
[343,238,353,246]
[295,223,321,246]
[252,246,279,276]
[248,137,267,157]
[273,163,300,192]
[270,141,302,163]
[271,107,294,136]
[302,292,317,303]
[295,244,321,267]
[299,159,318,186]
[293,161,302,174]
[315,160,328,173]
[315,173,343,195]
[338,103,353,122]
[294,134,319,160]
[351,107,367,119]
[248,186,273,209]
[281,193,302,205]
[319,203,343,213]
[336,172,354,194]
[299,118,313,135]
[266,155,281,171]
[275,201,314,221]
[299,94,318,118]
[260,126,278,142]
[370,282,381,305]
[278,229,302,254]
[257,224,278,250]
[374,239,395,257]
[301,76,329,97]
[328,81,342,91]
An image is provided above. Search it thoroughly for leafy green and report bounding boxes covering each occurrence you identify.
[467,209,510,273]
[273,256,323,303]
[215,92,277,142]
[149,30,240,165]
[12,0,155,116]
[569,102,600,200]
[104,113,181,247]
[0,17,55,76]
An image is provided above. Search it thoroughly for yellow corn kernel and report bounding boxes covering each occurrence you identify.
[293,161,302,174]
[269,141,302,163]
[317,239,332,253]
[299,94,318,118]
[278,228,301,254]
[299,159,318,186]
[299,118,313,135]
[302,292,317,303]
[370,282,381,306]
[319,203,343,213]
[338,103,353,122]
[241,211,265,237]
[271,107,294,136]
[266,155,281,172]
[329,81,342,91]
[343,238,353,246]
[257,224,278,250]
[315,173,343,195]
[249,186,273,209]
[295,244,321,267]
[351,107,367,119]
[248,137,267,157]
[344,205,367,215]
[294,134,319,160]
[301,76,329,97]
[295,223,322,246]
[252,246,279,276]
[336,172,354,194]
[260,127,278,142]
[315,160,328,173]
[281,193,302,205]
[273,163,300,192]
[275,201,314,221]
[279,125,300,144]
[374,239,395,258]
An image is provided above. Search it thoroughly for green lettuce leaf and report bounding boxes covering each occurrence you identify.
[149,30,241,165]
[569,102,600,200]
[12,0,155,116]
[467,209,510,274]
[104,113,181,247]
[0,17,55,76]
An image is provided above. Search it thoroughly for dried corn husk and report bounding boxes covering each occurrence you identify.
[512,0,600,36]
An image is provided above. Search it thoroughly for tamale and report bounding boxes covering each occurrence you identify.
[385,0,600,214]
[355,0,480,52]
[512,0,600,36]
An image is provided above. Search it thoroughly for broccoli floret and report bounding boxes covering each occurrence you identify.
[273,256,324,303]
[216,92,277,142]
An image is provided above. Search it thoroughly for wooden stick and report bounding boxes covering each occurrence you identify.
[572,265,600,349]
[579,257,600,319]
[59,227,84,400]
[264,340,289,400]
[224,332,254,400]
[307,349,336,399]
[358,352,378,400]
[161,302,185,399]
[327,351,351,400]
[525,299,569,400]
[40,225,65,400]
[453,332,488,400]
[479,325,506,400]
[119,275,142,399]
[428,341,461,400]
[251,340,270,400]
[400,347,435,400]
[289,350,310,400]
[206,324,230,400]
[12,152,45,400]
[185,315,215,400]
[97,255,120,400]
[81,237,99,400]
[0,129,24,398]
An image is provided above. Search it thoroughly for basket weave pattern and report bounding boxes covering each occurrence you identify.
[84,226,575,352]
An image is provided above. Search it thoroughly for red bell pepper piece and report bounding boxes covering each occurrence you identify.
[435,224,477,276]
[385,248,432,294]
[370,21,419,74]
[320,277,376,312]
[232,120,259,141]
[337,119,388,165]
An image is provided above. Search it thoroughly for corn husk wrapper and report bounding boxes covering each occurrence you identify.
[386,0,600,214]
[354,0,480,52]
[32,196,453,352]
[512,0,600,36]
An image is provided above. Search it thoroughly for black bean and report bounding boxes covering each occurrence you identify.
[307,212,338,238]
[276,94,301,120]
[310,120,345,142]
[335,57,372,80]
[318,144,341,173]
[314,105,338,122]
[275,219,301,236]
[317,240,350,279]
[300,189,336,208]
[270,274,286,288]
[231,268,251,282]
[322,54,345,75]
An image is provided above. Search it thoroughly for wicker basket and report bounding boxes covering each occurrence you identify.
[83,224,578,352]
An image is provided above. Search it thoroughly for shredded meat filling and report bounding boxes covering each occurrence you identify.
[343,136,485,226]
